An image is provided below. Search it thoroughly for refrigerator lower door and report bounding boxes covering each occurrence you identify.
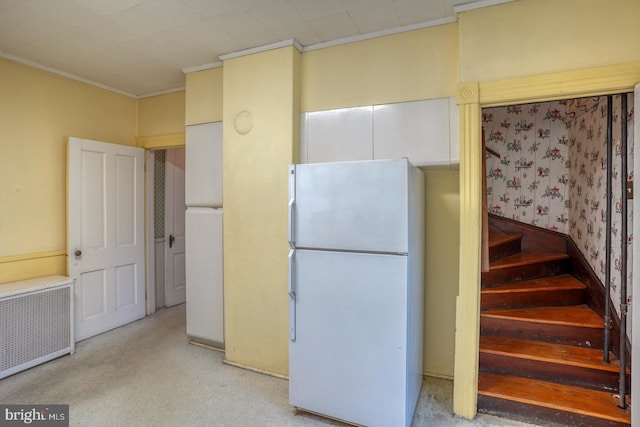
[289,249,414,427]
[185,207,224,346]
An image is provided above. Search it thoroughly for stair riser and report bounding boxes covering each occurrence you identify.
[478,395,630,427]
[481,316,603,348]
[481,289,586,310]
[479,352,621,391]
[490,238,521,262]
[482,259,570,287]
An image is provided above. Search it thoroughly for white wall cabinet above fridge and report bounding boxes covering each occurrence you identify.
[300,97,460,168]
[300,106,374,163]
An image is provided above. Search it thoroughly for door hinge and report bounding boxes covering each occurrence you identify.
[620,303,629,316]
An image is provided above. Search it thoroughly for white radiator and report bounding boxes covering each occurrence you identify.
[0,275,74,379]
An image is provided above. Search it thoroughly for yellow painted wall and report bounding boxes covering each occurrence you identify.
[423,169,460,378]
[300,23,461,379]
[185,67,223,125]
[4,0,634,409]
[301,23,458,112]
[0,57,137,284]
[136,91,185,136]
[454,0,640,418]
[223,46,300,376]
[458,0,640,83]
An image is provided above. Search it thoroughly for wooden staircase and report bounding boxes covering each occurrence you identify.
[478,226,631,426]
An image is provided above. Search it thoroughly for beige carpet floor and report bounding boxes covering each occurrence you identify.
[0,304,538,426]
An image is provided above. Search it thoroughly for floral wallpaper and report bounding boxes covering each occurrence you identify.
[484,101,569,233]
[484,94,635,320]
[567,94,634,320]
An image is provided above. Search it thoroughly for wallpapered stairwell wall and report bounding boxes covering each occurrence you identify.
[484,95,635,321]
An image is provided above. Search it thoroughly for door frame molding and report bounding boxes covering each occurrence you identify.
[145,150,156,315]
[453,60,640,420]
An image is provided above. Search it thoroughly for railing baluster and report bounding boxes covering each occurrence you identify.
[604,95,613,364]
[618,93,628,409]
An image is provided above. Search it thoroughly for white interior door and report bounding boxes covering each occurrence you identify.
[164,147,186,307]
[68,138,145,341]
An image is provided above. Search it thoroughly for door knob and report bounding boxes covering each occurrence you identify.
[169,234,175,248]
[74,249,82,258]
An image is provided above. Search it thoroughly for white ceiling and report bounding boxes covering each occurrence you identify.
[0,0,487,97]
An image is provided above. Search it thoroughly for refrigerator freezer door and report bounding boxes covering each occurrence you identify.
[289,249,412,427]
[291,159,410,254]
[186,122,223,207]
[185,208,224,345]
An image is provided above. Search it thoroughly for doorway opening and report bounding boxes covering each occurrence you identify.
[147,148,186,313]
[478,93,634,424]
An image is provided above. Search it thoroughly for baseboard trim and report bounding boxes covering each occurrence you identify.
[222,359,289,380]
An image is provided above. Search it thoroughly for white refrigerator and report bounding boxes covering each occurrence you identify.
[185,122,224,347]
[288,159,425,427]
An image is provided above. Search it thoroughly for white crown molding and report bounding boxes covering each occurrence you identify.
[218,39,302,61]
[0,52,137,98]
[0,1,518,98]
[453,0,518,15]
[0,51,187,99]
[182,61,223,74]
[302,16,456,53]
[137,86,186,99]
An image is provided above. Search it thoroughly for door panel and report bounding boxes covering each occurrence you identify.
[185,208,224,344]
[80,269,107,318]
[164,147,186,307]
[82,151,106,249]
[304,106,374,164]
[68,138,145,341]
[115,263,137,308]
[373,98,450,167]
[185,122,223,207]
[115,155,136,246]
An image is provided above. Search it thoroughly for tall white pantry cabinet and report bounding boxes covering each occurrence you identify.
[185,122,224,347]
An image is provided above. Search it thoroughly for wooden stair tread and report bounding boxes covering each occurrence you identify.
[489,232,521,248]
[478,372,630,424]
[481,216,630,425]
[481,305,603,328]
[482,275,586,294]
[489,252,569,270]
[480,336,621,373]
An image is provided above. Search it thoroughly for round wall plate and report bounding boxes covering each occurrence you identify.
[234,110,253,134]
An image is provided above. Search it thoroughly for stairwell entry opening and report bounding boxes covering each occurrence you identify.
[479,93,634,425]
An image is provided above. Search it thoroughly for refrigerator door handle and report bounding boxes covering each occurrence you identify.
[289,298,296,342]
[288,249,295,297]
[288,249,296,341]
[288,198,295,248]
[288,249,296,298]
